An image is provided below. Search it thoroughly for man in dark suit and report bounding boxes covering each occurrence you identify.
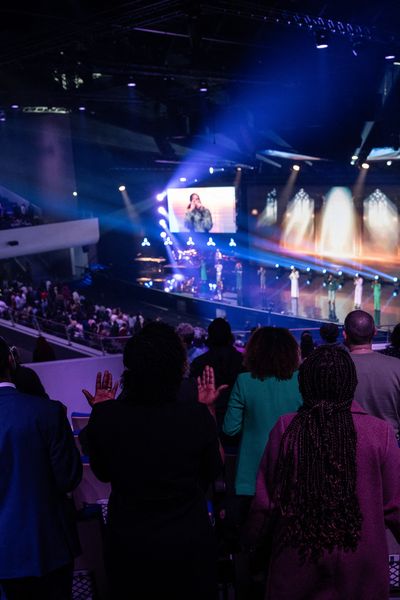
[0,337,82,600]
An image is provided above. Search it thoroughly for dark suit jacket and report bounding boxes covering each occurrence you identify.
[0,386,82,578]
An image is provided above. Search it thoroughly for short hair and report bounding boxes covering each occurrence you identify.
[207,318,233,347]
[244,326,299,380]
[344,310,375,345]
[320,322,339,343]
[390,323,400,348]
[122,322,186,403]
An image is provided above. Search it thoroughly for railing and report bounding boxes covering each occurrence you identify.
[2,309,129,355]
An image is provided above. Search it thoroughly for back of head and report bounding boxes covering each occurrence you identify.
[273,345,361,562]
[122,321,186,403]
[300,330,314,360]
[390,323,400,348]
[175,322,195,346]
[319,322,339,344]
[0,336,11,378]
[298,344,357,407]
[344,310,375,345]
[244,326,299,380]
[207,318,233,348]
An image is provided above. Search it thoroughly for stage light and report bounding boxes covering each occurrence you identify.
[179,177,187,182]
[159,218,167,228]
[118,185,126,192]
[72,191,78,197]
[209,167,214,174]
[306,279,311,285]
[290,265,294,269]
[207,237,216,247]
[393,277,398,283]
[187,236,195,246]
[251,208,259,216]
[338,270,342,276]
[164,236,173,246]
[156,192,166,201]
[361,163,369,169]
[374,275,379,280]
[78,106,86,111]
[275,263,280,268]
[199,82,208,92]
[229,238,237,247]
[11,104,19,109]
[141,237,150,247]
[157,206,167,216]
[127,81,136,87]
[306,267,311,272]
[387,160,393,166]
[385,53,396,60]
[350,160,356,165]
[352,155,358,160]
[322,269,327,274]
[315,31,328,49]
[160,231,167,238]
[292,164,300,171]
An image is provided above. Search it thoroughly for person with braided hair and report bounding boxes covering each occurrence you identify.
[245,345,400,599]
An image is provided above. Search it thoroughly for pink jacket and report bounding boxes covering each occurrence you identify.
[246,401,400,599]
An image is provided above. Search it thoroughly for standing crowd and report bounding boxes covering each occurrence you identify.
[1,310,400,599]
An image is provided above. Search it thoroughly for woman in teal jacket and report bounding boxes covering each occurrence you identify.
[223,327,302,497]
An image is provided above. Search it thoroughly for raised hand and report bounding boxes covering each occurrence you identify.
[197,365,229,406]
[82,370,119,407]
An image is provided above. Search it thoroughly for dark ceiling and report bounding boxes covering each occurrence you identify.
[2,1,400,171]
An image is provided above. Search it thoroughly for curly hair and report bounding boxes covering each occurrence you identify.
[244,326,299,380]
[122,321,186,403]
[272,345,362,562]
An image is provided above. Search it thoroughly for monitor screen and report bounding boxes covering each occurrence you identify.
[167,186,237,233]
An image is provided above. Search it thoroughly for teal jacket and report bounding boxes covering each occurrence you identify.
[223,372,302,495]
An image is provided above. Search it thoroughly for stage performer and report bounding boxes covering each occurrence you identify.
[354,274,363,309]
[235,261,243,306]
[184,193,213,233]
[289,267,299,315]
[326,274,339,321]
[257,266,266,290]
[372,278,381,327]
[215,262,223,285]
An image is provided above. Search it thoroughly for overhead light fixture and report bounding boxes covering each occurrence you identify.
[361,162,369,170]
[292,164,300,171]
[315,31,328,49]
[199,82,208,92]
[118,185,126,192]
[386,160,393,166]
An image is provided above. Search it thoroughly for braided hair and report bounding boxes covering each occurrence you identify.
[272,345,362,562]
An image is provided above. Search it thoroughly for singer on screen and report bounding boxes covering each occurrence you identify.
[184,193,213,233]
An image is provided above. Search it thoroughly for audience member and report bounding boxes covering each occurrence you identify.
[245,345,400,599]
[82,323,223,599]
[190,317,244,431]
[320,322,340,344]
[175,322,206,363]
[223,327,301,503]
[0,336,82,600]
[300,329,315,360]
[344,310,400,437]
[379,322,400,360]
[32,335,56,362]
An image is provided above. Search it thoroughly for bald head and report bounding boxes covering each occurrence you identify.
[344,310,375,346]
